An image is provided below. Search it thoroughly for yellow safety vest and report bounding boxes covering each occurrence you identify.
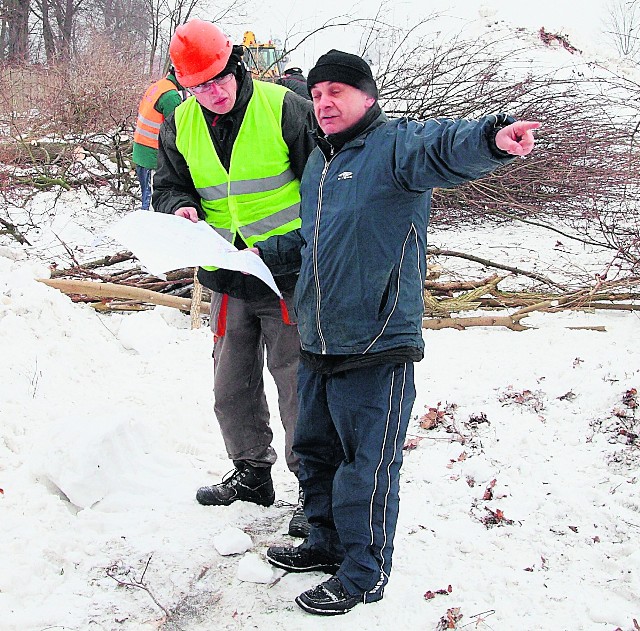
[174,81,301,272]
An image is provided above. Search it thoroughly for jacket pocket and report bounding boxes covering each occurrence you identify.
[378,266,398,318]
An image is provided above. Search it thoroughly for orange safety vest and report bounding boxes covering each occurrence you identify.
[133,78,177,150]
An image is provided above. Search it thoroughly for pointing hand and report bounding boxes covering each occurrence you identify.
[495,121,540,156]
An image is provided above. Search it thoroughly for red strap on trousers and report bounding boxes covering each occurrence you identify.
[213,294,295,342]
[213,293,229,342]
[280,297,295,325]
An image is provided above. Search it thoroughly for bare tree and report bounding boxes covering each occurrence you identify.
[142,0,246,76]
[30,0,89,62]
[142,0,202,75]
[605,0,640,58]
[1,0,30,63]
[84,0,149,60]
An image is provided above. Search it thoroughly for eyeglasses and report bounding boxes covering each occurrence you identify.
[188,73,234,94]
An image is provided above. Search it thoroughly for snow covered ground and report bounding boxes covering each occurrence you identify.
[1,186,639,631]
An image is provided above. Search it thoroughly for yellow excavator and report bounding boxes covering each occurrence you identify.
[242,31,287,80]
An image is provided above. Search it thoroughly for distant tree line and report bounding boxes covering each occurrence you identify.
[0,0,245,74]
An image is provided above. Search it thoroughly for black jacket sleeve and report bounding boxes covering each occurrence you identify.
[255,94,315,277]
[281,91,317,180]
[256,228,304,277]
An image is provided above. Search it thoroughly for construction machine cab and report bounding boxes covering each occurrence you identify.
[242,31,287,80]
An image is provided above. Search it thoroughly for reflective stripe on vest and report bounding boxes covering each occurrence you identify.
[133,78,176,150]
[241,201,300,239]
[174,81,301,272]
[197,168,296,201]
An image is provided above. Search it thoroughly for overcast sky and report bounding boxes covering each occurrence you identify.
[237,0,611,70]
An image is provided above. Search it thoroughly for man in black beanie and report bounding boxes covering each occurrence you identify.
[257,49,539,615]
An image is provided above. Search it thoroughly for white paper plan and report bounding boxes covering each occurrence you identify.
[105,210,282,297]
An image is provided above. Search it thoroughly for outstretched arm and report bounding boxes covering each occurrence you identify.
[495,121,540,156]
[394,114,534,191]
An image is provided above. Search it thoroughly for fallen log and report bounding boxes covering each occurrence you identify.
[568,303,640,312]
[422,299,605,332]
[424,275,503,316]
[422,313,531,331]
[50,251,135,277]
[38,278,211,314]
[424,274,502,293]
[473,297,640,311]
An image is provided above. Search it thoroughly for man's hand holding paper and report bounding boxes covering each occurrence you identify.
[106,210,282,297]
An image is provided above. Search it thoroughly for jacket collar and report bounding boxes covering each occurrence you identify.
[316,105,388,157]
[228,68,253,115]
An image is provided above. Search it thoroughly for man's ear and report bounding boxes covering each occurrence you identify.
[365,96,376,108]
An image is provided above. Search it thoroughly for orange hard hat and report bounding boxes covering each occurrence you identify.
[169,19,232,88]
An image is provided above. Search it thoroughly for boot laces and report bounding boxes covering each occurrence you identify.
[220,466,270,491]
[220,467,245,486]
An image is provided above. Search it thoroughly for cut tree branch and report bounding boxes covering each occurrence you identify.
[427,247,567,290]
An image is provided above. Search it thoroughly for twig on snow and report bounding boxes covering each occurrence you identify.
[106,555,170,619]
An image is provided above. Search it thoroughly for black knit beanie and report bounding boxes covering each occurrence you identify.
[307,49,378,98]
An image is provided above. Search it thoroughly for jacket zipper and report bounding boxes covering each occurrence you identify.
[314,145,334,354]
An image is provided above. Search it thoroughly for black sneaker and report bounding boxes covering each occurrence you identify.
[196,464,275,507]
[296,576,360,615]
[266,543,342,574]
[288,487,310,538]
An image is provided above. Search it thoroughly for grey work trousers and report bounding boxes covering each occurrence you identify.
[209,289,300,474]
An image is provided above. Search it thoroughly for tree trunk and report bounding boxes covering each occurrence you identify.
[38,0,59,62]
[4,0,30,63]
[56,0,75,62]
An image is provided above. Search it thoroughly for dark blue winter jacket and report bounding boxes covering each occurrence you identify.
[259,110,515,356]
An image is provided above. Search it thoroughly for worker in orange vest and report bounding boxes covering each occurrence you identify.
[132,69,182,210]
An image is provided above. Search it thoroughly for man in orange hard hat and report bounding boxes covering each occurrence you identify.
[153,19,316,538]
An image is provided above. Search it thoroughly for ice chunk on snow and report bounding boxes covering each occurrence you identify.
[213,527,253,556]
[35,414,151,509]
[237,553,275,584]
[116,309,173,355]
